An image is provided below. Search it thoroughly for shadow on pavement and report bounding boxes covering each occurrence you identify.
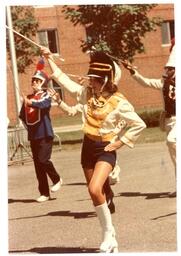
[8,198,35,203]
[9,246,99,253]
[9,210,96,221]
[151,212,176,220]
[65,182,87,186]
[118,191,176,199]
[49,210,96,219]
[8,198,56,204]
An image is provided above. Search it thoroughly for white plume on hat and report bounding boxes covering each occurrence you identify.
[165,45,175,68]
[113,61,122,85]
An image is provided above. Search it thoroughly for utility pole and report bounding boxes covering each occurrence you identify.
[6,6,21,126]
[6,6,31,164]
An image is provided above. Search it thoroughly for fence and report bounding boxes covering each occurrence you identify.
[8,126,62,165]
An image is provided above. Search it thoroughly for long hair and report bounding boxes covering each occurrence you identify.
[104,81,118,93]
[94,77,118,94]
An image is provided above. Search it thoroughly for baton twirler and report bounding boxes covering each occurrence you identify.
[6,25,89,80]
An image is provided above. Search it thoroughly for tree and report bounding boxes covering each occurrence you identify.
[62,4,162,62]
[6,6,39,73]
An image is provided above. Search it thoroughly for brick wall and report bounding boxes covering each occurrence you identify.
[7,4,174,125]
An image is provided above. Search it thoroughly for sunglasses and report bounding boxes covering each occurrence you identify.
[32,78,42,83]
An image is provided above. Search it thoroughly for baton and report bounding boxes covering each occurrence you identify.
[106,52,137,70]
[90,46,137,69]
[6,25,65,62]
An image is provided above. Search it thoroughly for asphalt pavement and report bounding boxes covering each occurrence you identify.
[8,141,177,254]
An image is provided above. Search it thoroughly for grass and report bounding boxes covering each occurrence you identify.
[137,127,166,143]
[57,130,84,143]
[52,113,167,147]
[54,126,166,145]
[52,113,82,127]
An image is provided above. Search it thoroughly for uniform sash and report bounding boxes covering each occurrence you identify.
[25,91,45,125]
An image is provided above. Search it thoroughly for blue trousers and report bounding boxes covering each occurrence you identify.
[30,137,60,196]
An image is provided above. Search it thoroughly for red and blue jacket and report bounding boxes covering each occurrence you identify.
[19,90,54,141]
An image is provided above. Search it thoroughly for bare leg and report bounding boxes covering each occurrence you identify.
[87,161,112,206]
[83,161,118,252]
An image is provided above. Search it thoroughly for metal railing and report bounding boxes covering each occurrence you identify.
[8,127,62,165]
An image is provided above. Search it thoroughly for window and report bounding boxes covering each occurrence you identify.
[161,20,175,45]
[33,6,54,8]
[37,29,59,54]
[49,79,64,106]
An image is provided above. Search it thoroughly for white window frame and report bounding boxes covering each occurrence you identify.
[161,20,174,47]
[37,29,59,54]
[33,6,54,8]
[49,80,64,106]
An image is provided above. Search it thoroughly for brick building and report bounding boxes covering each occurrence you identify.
[7,4,174,125]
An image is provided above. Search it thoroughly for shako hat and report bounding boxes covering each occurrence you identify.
[32,58,49,88]
[87,51,115,83]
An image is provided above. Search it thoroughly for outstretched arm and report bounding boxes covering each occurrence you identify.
[132,70,163,89]
[48,88,83,116]
[41,47,84,98]
[122,60,163,89]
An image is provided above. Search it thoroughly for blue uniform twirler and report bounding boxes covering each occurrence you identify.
[19,70,61,201]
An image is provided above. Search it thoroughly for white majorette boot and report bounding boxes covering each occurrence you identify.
[95,202,118,253]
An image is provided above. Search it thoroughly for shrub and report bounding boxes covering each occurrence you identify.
[137,108,162,127]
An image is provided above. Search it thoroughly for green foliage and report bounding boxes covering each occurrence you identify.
[62,4,162,62]
[6,6,39,73]
[138,108,162,127]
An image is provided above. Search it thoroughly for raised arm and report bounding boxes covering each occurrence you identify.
[132,70,163,89]
[41,47,84,98]
[122,60,163,89]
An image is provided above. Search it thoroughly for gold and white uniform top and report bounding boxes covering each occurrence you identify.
[52,68,146,148]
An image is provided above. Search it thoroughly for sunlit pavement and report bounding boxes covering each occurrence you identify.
[8,142,176,253]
